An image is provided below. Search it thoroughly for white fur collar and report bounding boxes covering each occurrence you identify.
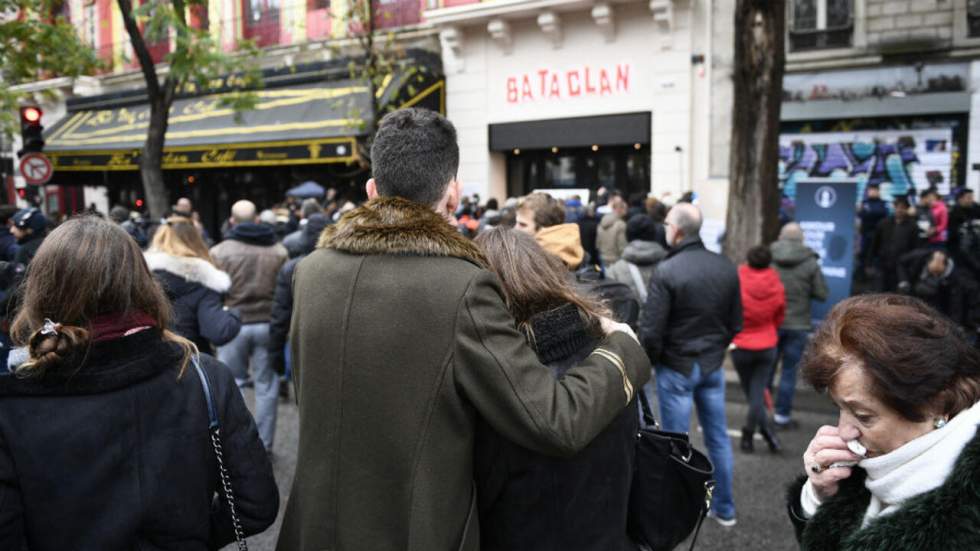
[144,251,232,293]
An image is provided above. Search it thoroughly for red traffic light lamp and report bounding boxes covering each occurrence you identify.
[21,106,42,124]
[17,106,45,156]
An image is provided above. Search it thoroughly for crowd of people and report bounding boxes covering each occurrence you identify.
[0,107,977,550]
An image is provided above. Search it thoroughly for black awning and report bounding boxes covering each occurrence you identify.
[489,112,651,151]
[44,63,445,171]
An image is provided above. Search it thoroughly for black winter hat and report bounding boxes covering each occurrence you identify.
[626,214,659,242]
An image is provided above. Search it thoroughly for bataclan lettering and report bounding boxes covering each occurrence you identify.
[506,64,632,104]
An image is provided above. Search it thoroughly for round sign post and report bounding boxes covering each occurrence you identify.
[19,153,53,185]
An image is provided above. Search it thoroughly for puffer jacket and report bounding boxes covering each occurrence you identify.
[770,239,829,331]
[210,223,287,324]
[606,240,668,304]
[596,213,627,266]
[732,265,785,351]
[145,251,242,353]
[476,303,638,551]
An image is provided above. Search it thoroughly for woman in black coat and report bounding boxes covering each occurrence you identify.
[0,216,278,550]
[145,216,241,353]
[473,228,639,551]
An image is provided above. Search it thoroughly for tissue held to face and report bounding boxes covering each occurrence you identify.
[829,361,935,458]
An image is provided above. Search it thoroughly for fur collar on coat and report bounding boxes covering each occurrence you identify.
[144,251,232,293]
[317,196,487,267]
[788,426,980,550]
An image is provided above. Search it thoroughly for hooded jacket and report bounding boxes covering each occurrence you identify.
[536,223,586,270]
[733,265,786,351]
[276,197,650,551]
[145,251,242,353]
[606,240,669,305]
[770,239,829,331]
[282,214,330,259]
[210,223,287,324]
[596,213,627,266]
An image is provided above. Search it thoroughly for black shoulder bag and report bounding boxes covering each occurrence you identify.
[192,355,250,551]
[627,390,715,551]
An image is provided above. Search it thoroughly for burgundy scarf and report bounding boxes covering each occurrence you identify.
[89,311,157,343]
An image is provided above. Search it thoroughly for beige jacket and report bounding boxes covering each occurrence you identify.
[210,224,287,324]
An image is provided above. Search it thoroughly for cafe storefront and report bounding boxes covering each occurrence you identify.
[42,51,445,228]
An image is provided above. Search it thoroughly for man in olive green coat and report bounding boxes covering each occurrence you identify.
[276,109,650,551]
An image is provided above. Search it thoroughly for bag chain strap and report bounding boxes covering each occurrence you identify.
[211,426,249,550]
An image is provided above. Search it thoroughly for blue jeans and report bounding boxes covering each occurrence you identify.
[218,323,278,452]
[655,363,736,520]
[773,329,808,420]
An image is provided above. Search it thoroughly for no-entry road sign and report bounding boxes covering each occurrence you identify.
[19,153,53,185]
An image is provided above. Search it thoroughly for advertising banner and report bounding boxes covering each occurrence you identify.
[794,180,858,324]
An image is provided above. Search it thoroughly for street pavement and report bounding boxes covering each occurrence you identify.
[231,365,838,551]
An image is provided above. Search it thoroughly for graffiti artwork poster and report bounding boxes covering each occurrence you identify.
[780,128,953,203]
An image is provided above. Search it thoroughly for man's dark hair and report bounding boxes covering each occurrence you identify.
[370,108,459,206]
[0,205,19,224]
[746,245,772,269]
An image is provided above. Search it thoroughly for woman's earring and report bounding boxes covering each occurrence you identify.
[934,417,948,429]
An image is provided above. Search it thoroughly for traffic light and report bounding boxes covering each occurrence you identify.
[17,106,44,156]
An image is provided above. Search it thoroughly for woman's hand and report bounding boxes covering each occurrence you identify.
[803,425,862,501]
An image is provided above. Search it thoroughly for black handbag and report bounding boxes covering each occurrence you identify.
[192,355,250,551]
[627,390,715,551]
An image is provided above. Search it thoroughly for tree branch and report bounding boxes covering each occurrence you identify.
[117,0,161,99]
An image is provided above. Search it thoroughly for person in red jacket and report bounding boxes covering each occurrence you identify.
[732,245,786,454]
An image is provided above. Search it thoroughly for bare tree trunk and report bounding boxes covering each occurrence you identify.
[118,0,185,220]
[723,0,786,264]
[140,85,176,220]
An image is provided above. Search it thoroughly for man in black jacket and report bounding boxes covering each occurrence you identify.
[870,196,919,292]
[268,213,329,391]
[639,202,742,526]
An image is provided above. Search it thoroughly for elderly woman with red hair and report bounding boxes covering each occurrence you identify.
[787,294,980,550]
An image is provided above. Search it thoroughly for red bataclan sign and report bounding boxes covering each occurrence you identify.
[506,64,632,104]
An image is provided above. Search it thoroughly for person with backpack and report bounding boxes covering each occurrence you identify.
[605,214,667,319]
[473,228,639,551]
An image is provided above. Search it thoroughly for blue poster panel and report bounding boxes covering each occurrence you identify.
[794,180,858,323]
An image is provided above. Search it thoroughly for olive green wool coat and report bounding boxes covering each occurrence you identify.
[787,427,980,550]
[276,197,650,551]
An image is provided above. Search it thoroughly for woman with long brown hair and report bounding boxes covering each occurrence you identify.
[473,227,639,551]
[0,215,278,550]
[145,216,241,353]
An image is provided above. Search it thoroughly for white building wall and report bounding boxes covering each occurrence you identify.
[968,60,980,194]
[442,0,706,204]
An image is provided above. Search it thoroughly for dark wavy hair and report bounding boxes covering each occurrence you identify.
[801,294,980,422]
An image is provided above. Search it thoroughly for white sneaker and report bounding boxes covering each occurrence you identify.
[707,510,737,527]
